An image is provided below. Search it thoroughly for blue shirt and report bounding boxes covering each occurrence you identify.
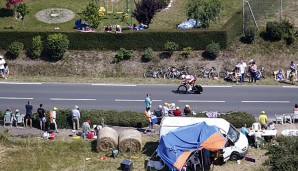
[145,97,151,108]
[240,127,249,135]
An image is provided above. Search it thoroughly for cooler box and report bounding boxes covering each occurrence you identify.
[121,159,133,171]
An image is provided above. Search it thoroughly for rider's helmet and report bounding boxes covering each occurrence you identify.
[181,75,186,79]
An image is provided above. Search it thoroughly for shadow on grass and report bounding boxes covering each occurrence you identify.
[142,141,159,157]
[0,8,13,18]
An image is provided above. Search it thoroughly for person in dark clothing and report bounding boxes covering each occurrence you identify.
[37,104,46,131]
[183,104,192,115]
[25,101,33,128]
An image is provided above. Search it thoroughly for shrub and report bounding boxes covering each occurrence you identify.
[31,35,43,59]
[164,41,179,55]
[244,27,257,43]
[182,47,192,59]
[7,41,24,58]
[112,48,133,63]
[265,136,298,171]
[265,21,283,41]
[203,42,220,60]
[46,33,69,60]
[141,47,154,62]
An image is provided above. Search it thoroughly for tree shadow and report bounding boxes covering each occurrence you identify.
[0,8,13,18]
[159,52,171,60]
[239,36,253,44]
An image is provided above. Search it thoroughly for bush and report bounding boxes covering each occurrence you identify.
[203,42,220,60]
[31,35,43,59]
[164,41,179,55]
[46,33,69,60]
[112,48,133,63]
[182,47,192,59]
[7,41,24,58]
[265,136,298,171]
[141,47,154,62]
[244,27,257,43]
[265,22,284,41]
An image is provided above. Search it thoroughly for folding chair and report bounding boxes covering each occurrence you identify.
[252,123,261,131]
[3,115,12,128]
[275,114,284,124]
[292,112,298,123]
[16,114,25,128]
[283,113,292,124]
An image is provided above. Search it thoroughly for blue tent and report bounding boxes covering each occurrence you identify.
[177,19,201,29]
[157,122,226,170]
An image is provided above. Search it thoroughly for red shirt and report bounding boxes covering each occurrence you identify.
[173,109,182,116]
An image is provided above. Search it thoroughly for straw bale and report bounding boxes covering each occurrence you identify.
[119,129,142,153]
[97,127,119,152]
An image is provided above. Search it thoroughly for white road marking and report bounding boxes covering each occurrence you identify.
[50,98,96,101]
[282,86,298,88]
[115,99,162,102]
[179,100,225,103]
[241,101,290,103]
[202,86,232,88]
[92,83,136,86]
[0,97,33,100]
[0,82,42,85]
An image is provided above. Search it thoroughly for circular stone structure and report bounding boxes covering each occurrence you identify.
[35,8,75,24]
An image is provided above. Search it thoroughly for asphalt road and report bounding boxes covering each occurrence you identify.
[0,82,297,119]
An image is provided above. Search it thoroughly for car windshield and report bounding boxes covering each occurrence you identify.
[227,125,239,143]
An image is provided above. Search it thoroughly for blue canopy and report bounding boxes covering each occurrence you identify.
[157,122,226,170]
[177,19,201,29]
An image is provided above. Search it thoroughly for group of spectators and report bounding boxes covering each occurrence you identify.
[0,55,9,79]
[233,59,258,83]
[275,61,297,82]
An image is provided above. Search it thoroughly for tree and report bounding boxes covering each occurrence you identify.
[80,2,101,29]
[186,0,221,28]
[46,34,69,60]
[133,0,167,26]
[16,3,30,24]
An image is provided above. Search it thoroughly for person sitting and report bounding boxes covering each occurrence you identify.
[162,102,170,116]
[173,106,182,116]
[115,25,122,33]
[268,122,276,130]
[276,70,284,81]
[153,105,163,118]
[240,124,249,136]
[183,104,192,116]
[131,24,139,30]
[82,120,91,139]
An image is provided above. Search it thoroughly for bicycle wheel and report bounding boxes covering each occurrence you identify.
[143,70,152,78]
[196,71,204,78]
[177,85,188,94]
[167,72,175,79]
[209,72,219,79]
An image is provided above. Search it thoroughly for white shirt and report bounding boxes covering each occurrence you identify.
[236,62,247,74]
[52,111,56,119]
[0,58,5,69]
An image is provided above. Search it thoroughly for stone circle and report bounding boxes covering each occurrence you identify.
[35,8,75,24]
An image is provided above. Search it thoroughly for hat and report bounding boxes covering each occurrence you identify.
[75,105,79,109]
[185,104,190,108]
[15,109,19,112]
[87,120,90,124]
[261,111,265,114]
[53,107,57,110]
[176,106,179,109]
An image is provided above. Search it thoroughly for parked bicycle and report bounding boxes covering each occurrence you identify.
[196,66,218,79]
[219,67,236,82]
[165,65,189,79]
[143,66,165,78]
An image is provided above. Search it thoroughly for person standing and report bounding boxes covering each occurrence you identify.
[72,105,80,130]
[236,60,247,83]
[50,107,59,133]
[290,61,297,76]
[25,101,33,128]
[145,93,152,111]
[0,55,7,79]
[144,109,154,134]
[37,104,46,131]
[293,104,298,114]
[259,111,267,130]
[247,59,254,82]
[250,61,257,83]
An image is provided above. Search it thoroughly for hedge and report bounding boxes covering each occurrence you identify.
[0,30,227,51]
[222,10,243,44]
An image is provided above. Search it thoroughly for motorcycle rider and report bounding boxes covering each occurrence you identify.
[180,74,196,92]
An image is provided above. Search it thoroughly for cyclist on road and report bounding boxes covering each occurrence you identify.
[180,74,196,91]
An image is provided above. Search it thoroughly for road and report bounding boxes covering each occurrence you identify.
[0,82,297,118]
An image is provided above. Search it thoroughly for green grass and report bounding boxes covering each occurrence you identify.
[0,132,159,171]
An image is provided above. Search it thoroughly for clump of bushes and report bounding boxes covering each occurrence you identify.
[164,41,179,56]
[45,33,69,60]
[112,48,133,63]
[244,27,257,43]
[141,47,154,62]
[265,136,298,171]
[31,35,43,59]
[7,41,24,59]
[265,20,297,44]
[203,42,220,60]
[181,47,192,59]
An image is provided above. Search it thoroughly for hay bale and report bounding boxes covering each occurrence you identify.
[119,129,142,153]
[97,127,119,152]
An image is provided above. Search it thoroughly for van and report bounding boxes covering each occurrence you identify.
[159,117,248,162]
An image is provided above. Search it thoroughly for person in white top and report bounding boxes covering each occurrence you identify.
[51,107,59,133]
[236,60,247,83]
[0,55,7,79]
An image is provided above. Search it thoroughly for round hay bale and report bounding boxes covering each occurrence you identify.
[97,127,119,152]
[119,129,142,153]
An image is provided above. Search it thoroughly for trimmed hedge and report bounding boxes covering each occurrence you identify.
[222,11,243,44]
[0,30,227,51]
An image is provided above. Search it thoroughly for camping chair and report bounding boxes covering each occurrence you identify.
[16,114,25,128]
[252,123,261,131]
[283,113,292,124]
[275,114,284,124]
[292,112,298,123]
[3,115,12,128]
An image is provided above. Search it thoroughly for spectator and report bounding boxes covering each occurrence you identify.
[162,102,170,116]
[250,61,257,83]
[25,101,33,128]
[258,111,267,130]
[293,104,298,114]
[173,106,182,116]
[268,122,276,130]
[4,108,12,116]
[72,105,80,130]
[115,25,122,33]
[183,104,192,116]
[276,70,284,81]
[247,59,254,82]
[0,55,7,79]
[145,93,152,111]
[290,61,297,76]
[11,109,20,124]
[3,63,9,78]
[82,120,91,139]
[144,109,154,134]
[37,104,46,131]
[236,60,247,83]
[240,124,249,136]
[153,105,163,117]
[51,107,59,133]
